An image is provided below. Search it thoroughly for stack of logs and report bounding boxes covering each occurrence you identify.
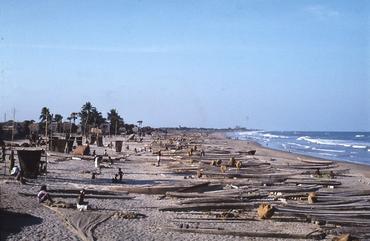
[153,132,369,241]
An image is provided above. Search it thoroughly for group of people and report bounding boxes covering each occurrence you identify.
[37,185,89,211]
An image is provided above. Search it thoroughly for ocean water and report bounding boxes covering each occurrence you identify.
[231,131,370,165]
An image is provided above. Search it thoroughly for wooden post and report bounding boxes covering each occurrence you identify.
[11,108,15,142]
[115,121,118,136]
[3,147,6,176]
[69,116,72,133]
[45,114,48,137]
[44,149,48,182]
[45,114,48,150]
[84,111,89,137]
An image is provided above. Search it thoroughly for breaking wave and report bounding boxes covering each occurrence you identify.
[352,145,367,149]
[312,148,345,153]
[232,130,370,165]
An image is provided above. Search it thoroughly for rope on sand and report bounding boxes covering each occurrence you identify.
[43,204,113,241]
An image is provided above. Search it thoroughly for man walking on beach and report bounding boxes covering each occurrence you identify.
[157,150,161,166]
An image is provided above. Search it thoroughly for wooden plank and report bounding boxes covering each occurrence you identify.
[160,202,257,212]
[163,227,324,239]
[19,192,134,200]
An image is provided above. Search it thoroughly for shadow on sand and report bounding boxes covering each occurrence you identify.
[0,209,43,240]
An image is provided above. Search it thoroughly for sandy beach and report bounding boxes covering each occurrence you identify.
[1,130,370,241]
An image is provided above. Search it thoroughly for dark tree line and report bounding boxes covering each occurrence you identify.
[0,101,149,140]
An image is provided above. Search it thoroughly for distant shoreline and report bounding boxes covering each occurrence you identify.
[218,131,370,179]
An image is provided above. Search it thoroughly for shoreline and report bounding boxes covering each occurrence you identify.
[222,131,370,179]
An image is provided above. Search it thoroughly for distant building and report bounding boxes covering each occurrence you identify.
[62,122,72,132]
[99,123,110,135]
[50,122,58,132]
[29,123,39,133]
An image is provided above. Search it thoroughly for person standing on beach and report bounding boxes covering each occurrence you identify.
[94,155,100,169]
[9,150,15,173]
[157,150,161,166]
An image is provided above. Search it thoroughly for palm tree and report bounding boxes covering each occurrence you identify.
[53,114,63,133]
[39,107,52,136]
[79,102,93,135]
[137,120,143,136]
[67,112,78,133]
[70,112,78,125]
[54,114,63,122]
[107,109,123,135]
[39,107,51,123]
[79,102,106,135]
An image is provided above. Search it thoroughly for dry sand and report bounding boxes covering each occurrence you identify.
[1,130,369,241]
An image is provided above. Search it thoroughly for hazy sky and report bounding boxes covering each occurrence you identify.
[0,0,369,131]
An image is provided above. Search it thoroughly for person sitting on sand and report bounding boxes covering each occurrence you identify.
[118,168,123,181]
[10,166,20,176]
[112,174,119,183]
[315,168,321,177]
[9,165,25,184]
[77,189,89,211]
[77,189,87,204]
[37,185,53,204]
[77,189,87,205]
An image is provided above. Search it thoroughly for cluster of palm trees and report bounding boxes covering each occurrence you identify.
[39,102,124,135]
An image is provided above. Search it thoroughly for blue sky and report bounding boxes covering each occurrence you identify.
[0,0,369,131]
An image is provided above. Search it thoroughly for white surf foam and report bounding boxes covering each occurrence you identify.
[237,131,262,136]
[312,148,345,153]
[287,142,310,149]
[297,136,361,148]
[318,152,336,157]
[262,133,289,139]
[352,145,367,149]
